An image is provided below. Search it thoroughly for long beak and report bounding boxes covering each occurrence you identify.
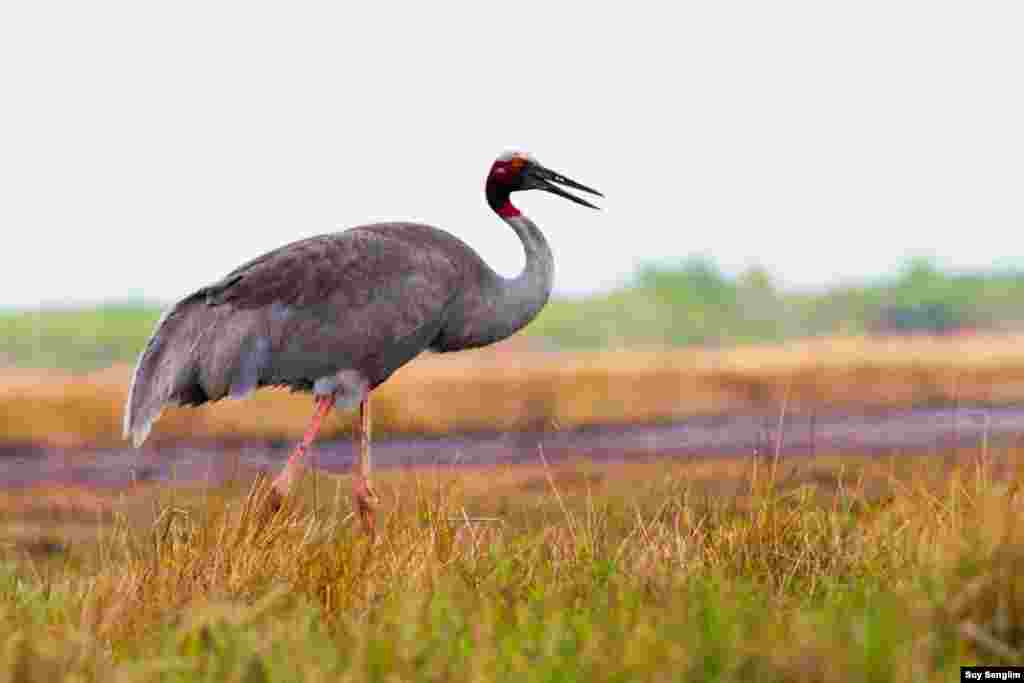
[531,165,604,209]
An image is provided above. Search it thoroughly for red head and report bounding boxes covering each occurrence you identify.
[485,151,603,218]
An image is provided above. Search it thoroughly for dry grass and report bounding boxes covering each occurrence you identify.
[1,446,1024,680]
[4,333,1024,446]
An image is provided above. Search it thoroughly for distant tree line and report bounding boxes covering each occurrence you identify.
[529,257,1024,348]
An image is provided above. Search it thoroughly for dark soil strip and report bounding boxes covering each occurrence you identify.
[2,404,1022,488]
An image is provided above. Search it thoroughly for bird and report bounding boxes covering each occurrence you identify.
[123,151,603,532]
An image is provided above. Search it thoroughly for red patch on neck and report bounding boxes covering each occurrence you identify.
[497,201,521,218]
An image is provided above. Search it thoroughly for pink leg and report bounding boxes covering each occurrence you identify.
[352,397,379,534]
[270,394,336,501]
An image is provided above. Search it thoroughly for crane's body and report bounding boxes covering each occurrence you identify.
[124,151,602,531]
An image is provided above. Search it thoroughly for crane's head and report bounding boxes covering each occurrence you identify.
[486,151,603,216]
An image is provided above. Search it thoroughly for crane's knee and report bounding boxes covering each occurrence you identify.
[313,370,368,410]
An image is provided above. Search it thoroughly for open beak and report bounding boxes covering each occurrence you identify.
[529,165,604,209]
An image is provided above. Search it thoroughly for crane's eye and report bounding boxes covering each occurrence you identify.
[509,156,526,172]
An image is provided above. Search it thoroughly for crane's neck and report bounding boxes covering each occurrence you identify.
[476,184,554,344]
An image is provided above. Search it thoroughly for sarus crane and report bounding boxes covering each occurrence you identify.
[123,151,603,531]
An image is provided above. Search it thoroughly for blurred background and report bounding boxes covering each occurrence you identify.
[2,0,1023,477]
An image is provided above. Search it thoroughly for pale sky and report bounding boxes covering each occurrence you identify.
[1,2,1022,308]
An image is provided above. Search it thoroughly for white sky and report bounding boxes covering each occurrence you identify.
[1,2,1022,308]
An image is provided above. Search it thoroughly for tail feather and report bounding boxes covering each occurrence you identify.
[123,295,212,447]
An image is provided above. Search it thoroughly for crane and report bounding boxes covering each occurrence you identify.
[123,151,602,532]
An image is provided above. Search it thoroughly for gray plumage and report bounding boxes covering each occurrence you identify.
[124,152,602,449]
[124,220,552,446]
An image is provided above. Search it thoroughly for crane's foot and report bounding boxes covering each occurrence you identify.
[265,484,285,516]
[352,476,380,535]
[266,462,302,516]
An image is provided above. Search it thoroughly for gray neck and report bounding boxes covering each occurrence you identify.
[497,213,555,335]
[451,212,553,350]
[437,210,555,352]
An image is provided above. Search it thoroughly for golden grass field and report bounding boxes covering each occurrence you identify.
[1,445,1024,680]
[3,333,1024,446]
